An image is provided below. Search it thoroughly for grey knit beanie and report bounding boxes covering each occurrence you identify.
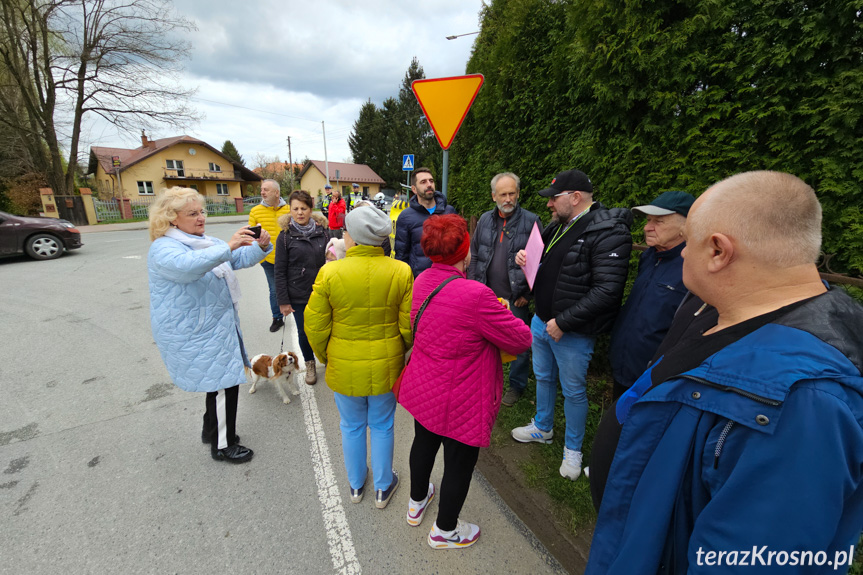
[345,205,391,246]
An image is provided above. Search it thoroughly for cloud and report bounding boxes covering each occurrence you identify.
[173,0,483,103]
[80,0,485,166]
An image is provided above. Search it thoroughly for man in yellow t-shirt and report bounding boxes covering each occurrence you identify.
[249,179,290,332]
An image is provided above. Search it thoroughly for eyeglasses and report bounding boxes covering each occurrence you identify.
[553,191,577,197]
[185,209,207,217]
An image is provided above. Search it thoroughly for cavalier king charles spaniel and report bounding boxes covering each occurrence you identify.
[247,352,301,404]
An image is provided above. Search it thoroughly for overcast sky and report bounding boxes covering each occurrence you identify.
[83,0,485,168]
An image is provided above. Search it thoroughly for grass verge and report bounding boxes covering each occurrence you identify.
[490,361,613,536]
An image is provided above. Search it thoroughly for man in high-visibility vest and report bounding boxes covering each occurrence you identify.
[321,188,332,217]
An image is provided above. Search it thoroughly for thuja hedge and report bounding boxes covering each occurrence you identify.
[449,0,863,276]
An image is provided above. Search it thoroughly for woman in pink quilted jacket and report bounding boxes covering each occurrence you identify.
[398,214,532,550]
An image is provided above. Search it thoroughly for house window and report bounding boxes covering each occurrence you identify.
[363,186,370,195]
[166,159,184,177]
[208,162,221,172]
[189,184,198,190]
[137,181,154,195]
[342,185,350,195]
[216,183,229,196]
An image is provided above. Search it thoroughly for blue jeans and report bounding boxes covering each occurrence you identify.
[507,303,533,393]
[531,314,595,451]
[332,392,396,491]
[261,262,282,320]
[290,302,314,362]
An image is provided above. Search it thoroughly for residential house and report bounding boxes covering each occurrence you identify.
[87,133,262,200]
[298,160,386,200]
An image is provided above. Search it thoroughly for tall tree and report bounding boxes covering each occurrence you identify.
[222,140,246,166]
[0,0,198,196]
[221,140,245,166]
[395,57,438,176]
[348,99,384,168]
[347,58,440,189]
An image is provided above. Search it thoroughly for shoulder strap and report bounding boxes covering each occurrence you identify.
[412,275,460,335]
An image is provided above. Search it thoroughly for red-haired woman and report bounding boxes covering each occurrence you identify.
[397,214,532,549]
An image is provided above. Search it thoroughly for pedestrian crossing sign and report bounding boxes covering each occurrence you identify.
[402,154,414,171]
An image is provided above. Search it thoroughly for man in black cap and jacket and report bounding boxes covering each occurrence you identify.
[511,169,632,482]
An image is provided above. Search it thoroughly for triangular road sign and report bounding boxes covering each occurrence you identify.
[412,74,484,150]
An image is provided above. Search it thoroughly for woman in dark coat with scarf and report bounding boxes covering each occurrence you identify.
[274,190,330,384]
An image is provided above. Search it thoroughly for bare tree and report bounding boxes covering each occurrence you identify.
[0,0,199,195]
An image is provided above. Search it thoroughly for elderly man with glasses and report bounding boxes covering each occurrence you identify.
[511,169,632,481]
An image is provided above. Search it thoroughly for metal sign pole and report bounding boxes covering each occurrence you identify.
[441,150,449,201]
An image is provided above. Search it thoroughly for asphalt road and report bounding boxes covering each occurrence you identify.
[0,220,567,575]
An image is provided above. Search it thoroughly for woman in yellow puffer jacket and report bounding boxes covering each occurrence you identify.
[305,205,413,509]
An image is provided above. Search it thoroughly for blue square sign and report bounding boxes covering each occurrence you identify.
[402,154,415,171]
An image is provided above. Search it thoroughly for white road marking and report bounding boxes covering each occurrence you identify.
[294,316,361,575]
[122,255,142,259]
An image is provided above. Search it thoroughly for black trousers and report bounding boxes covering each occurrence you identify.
[612,379,629,402]
[409,419,480,532]
[203,385,239,450]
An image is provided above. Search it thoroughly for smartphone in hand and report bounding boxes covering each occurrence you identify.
[247,225,262,239]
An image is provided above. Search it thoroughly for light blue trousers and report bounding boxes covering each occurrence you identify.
[332,392,396,491]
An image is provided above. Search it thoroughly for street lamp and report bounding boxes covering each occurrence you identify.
[446,31,479,40]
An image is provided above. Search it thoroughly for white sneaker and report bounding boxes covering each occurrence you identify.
[427,519,481,549]
[583,466,590,479]
[305,360,317,385]
[559,447,583,480]
[406,483,435,526]
[511,419,553,444]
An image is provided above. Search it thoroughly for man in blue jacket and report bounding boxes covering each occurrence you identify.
[394,167,456,276]
[468,172,540,407]
[587,171,863,574]
[607,190,695,400]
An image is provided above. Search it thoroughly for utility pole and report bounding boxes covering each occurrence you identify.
[286,136,294,191]
[322,121,330,188]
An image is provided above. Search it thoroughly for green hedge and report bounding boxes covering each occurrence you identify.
[450,0,863,276]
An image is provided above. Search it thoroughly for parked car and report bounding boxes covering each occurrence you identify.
[0,210,83,260]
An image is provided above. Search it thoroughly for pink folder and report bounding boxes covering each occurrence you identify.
[521,222,544,290]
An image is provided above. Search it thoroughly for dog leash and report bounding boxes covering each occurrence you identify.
[279,318,287,354]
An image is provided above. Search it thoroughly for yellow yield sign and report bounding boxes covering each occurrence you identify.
[412,74,484,150]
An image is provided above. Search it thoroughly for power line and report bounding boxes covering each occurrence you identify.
[192,96,322,123]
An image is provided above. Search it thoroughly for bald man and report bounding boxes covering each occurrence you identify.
[587,171,863,575]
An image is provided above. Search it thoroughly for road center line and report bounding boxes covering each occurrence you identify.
[297,353,361,574]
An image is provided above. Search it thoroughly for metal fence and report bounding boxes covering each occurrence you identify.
[93,199,122,222]
[92,195,245,223]
[204,197,235,216]
[130,196,156,219]
[243,196,261,209]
